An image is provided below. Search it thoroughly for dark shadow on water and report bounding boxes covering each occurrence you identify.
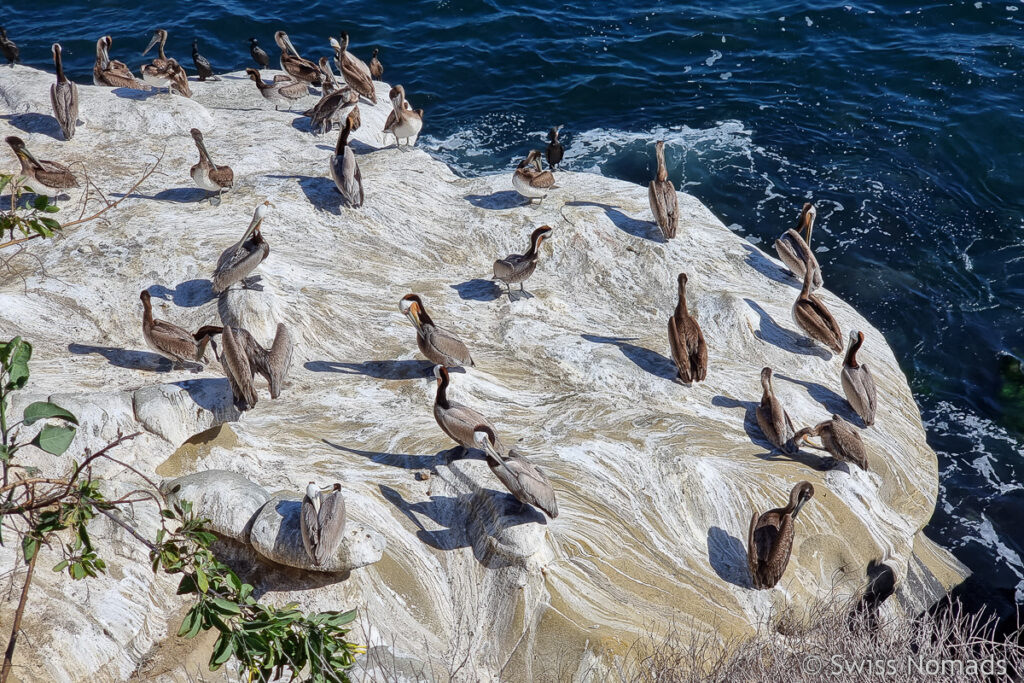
[0,113,62,139]
[581,334,676,381]
[304,359,435,379]
[711,394,832,470]
[323,439,450,470]
[744,298,831,360]
[742,243,799,288]
[147,279,216,308]
[707,526,751,589]
[451,278,501,302]
[266,174,341,215]
[69,343,171,372]
[565,200,665,242]
[774,372,863,426]
[465,191,525,210]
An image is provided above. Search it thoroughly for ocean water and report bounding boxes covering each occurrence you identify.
[4,1,1023,621]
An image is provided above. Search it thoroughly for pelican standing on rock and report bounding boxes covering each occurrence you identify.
[140,290,212,370]
[473,426,559,519]
[668,273,708,384]
[195,323,293,407]
[50,44,78,141]
[369,48,383,79]
[546,126,564,169]
[192,38,216,81]
[493,225,552,301]
[189,128,234,205]
[306,85,358,135]
[774,203,822,290]
[5,136,79,197]
[748,481,815,589]
[249,37,270,69]
[300,482,346,567]
[383,85,422,148]
[142,29,191,96]
[0,28,19,66]
[330,109,363,207]
[433,365,498,450]
[842,330,877,426]
[797,415,869,471]
[274,31,321,86]
[213,201,272,293]
[400,295,474,368]
[245,68,307,110]
[756,367,797,454]
[513,150,557,204]
[793,251,842,353]
[93,36,148,89]
[331,33,376,103]
[649,140,678,240]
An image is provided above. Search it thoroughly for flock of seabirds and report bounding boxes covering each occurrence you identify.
[1,26,880,590]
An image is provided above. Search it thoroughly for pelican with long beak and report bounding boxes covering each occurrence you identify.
[190,128,234,205]
[796,415,869,471]
[194,323,293,408]
[300,482,346,567]
[93,36,147,89]
[274,31,321,86]
[212,201,272,293]
[141,29,191,96]
[473,426,559,519]
[748,481,815,589]
[648,140,678,239]
[774,203,823,290]
[756,367,796,454]
[329,108,363,207]
[433,365,498,450]
[245,68,307,110]
[400,295,474,368]
[792,250,842,353]
[512,149,557,204]
[331,33,375,103]
[492,225,553,301]
[841,330,877,426]
[140,290,213,370]
[305,84,358,135]
[5,136,78,197]
[383,85,422,148]
[668,273,708,383]
[50,44,78,141]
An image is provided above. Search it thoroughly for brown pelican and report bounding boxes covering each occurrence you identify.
[546,126,564,169]
[245,68,307,110]
[792,252,842,353]
[513,150,557,204]
[318,57,340,95]
[473,426,559,519]
[774,203,823,290]
[331,33,376,103]
[400,295,474,368]
[5,136,79,197]
[50,44,78,141]
[301,482,346,567]
[189,128,234,205]
[141,29,191,96]
[841,330,877,426]
[274,31,321,86]
[383,85,422,147]
[492,226,552,301]
[797,415,869,471]
[140,290,212,369]
[329,109,363,208]
[369,48,383,79]
[220,325,257,409]
[93,36,148,89]
[249,37,270,69]
[195,323,293,406]
[433,365,499,450]
[192,38,215,81]
[668,273,708,384]
[648,140,678,240]
[0,28,19,66]
[756,367,796,454]
[305,85,358,136]
[213,201,271,293]
[748,481,814,589]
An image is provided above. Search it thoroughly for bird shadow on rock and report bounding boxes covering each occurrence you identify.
[173,377,238,417]
[581,334,676,381]
[774,372,863,426]
[110,187,209,203]
[266,174,342,215]
[323,439,443,470]
[742,243,799,288]
[68,343,170,372]
[465,191,525,210]
[451,278,501,302]
[147,279,216,308]
[0,113,62,139]
[743,298,831,360]
[710,394,832,470]
[111,87,163,101]
[213,536,347,593]
[304,359,435,379]
[565,200,665,242]
[707,526,751,589]
[380,485,470,551]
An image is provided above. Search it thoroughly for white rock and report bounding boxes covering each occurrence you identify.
[159,470,270,542]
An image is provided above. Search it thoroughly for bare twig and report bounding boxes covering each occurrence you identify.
[0,548,37,683]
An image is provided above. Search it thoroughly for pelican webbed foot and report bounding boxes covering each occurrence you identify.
[240,276,264,291]
[518,284,534,299]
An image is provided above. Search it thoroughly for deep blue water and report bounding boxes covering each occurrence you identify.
[4,1,1024,622]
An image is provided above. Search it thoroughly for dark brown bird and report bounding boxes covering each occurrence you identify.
[433,365,499,451]
[797,414,869,471]
[748,481,815,589]
[331,32,375,102]
[648,140,678,239]
[546,126,564,169]
[841,330,877,426]
[5,136,79,197]
[668,273,708,384]
[492,225,552,301]
[192,38,216,81]
[369,47,383,79]
[140,290,212,370]
[0,27,19,66]
[756,367,796,454]
[249,37,270,69]
[93,36,148,90]
[274,31,322,85]
[194,323,293,409]
[792,250,842,353]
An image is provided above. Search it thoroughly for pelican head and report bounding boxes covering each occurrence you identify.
[139,289,151,303]
[389,84,406,108]
[143,29,167,57]
[433,364,447,384]
[677,272,689,291]
[799,202,817,238]
[849,329,864,346]
[790,481,815,519]
[338,31,350,52]
[524,149,543,171]
[245,67,262,82]
[760,366,773,392]
[5,136,41,167]
[531,225,553,249]
[329,36,341,53]
[190,128,212,159]
[399,294,423,328]
[276,31,300,58]
[796,424,825,451]
[305,481,321,511]
[473,425,498,452]
[51,43,61,61]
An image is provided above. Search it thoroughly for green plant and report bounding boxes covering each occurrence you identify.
[0,176,62,245]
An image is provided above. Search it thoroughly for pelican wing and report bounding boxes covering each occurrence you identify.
[667,316,692,383]
[35,160,78,189]
[149,319,199,363]
[528,169,557,189]
[222,326,257,409]
[648,179,678,239]
[213,239,269,293]
[300,495,321,564]
[278,78,309,99]
[282,55,323,85]
[422,325,473,367]
[207,165,234,189]
[50,80,78,141]
[246,323,293,399]
[434,400,496,449]
[342,53,376,102]
[493,451,559,518]
[763,513,795,587]
[794,294,842,353]
[841,363,877,426]
[775,229,823,289]
[314,489,347,565]
[747,510,761,587]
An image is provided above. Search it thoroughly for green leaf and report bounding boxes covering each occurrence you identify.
[52,560,68,572]
[6,338,31,390]
[39,216,61,230]
[176,573,198,595]
[177,607,200,638]
[23,401,77,425]
[43,204,60,213]
[196,566,209,593]
[71,562,85,580]
[209,633,235,669]
[32,424,76,455]
[0,175,11,194]
[22,536,37,562]
[211,598,241,615]
[32,195,49,211]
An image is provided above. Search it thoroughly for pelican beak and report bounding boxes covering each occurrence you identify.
[143,33,161,56]
[283,35,300,57]
[405,302,422,330]
[792,496,809,519]
[801,434,825,451]
[20,146,43,167]
[194,135,213,161]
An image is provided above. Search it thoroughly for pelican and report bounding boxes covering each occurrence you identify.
[0,28,19,66]
[383,85,422,147]
[189,128,234,205]
[546,126,564,169]
[668,273,708,384]
[305,85,358,135]
[140,290,212,369]
[512,149,557,204]
[192,38,215,81]
[274,31,321,85]
[369,47,383,79]
[329,109,363,208]
[774,203,822,290]
[433,365,499,450]
[93,36,148,89]
[318,57,340,95]
[331,33,375,103]
[400,295,473,368]
[492,225,552,301]
[249,37,270,69]
[220,325,257,409]
[474,426,559,519]
[756,367,796,454]
[245,68,307,110]
[213,201,272,293]
[195,323,293,406]
[5,136,79,197]
[141,29,191,96]
[300,482,346,567]
[842,330,877,426]
[748,481,814,589]
[797,415,869,471]
[792,251,842,353]
[648,140,678,240]
[50,44,79,141]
